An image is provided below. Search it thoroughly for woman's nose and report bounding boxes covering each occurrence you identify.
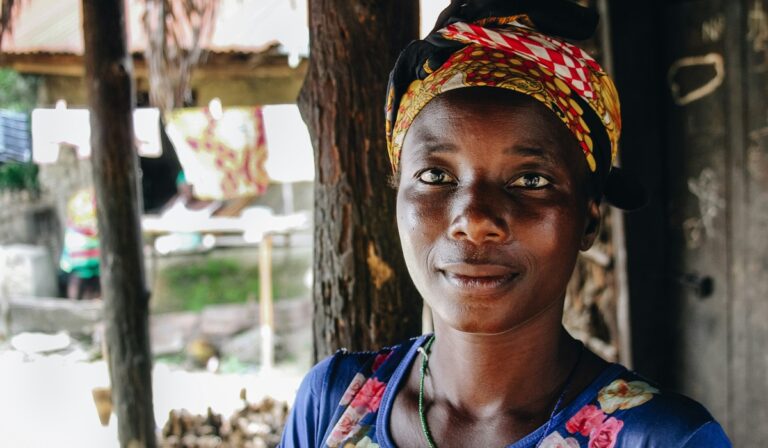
[448,185,510,244]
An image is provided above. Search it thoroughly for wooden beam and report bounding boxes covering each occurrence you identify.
[81,0,157,446]
[0,52,308,79]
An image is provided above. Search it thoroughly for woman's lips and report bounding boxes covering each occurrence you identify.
[437,262,520,292]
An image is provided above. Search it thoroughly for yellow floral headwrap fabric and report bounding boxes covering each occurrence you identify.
[386,16,621,176]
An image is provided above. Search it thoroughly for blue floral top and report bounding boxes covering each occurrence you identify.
[280,334,731,447]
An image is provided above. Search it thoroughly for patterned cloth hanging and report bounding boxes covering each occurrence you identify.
[165,107,269,200]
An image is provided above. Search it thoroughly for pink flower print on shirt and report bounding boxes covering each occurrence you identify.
[340,373,367,406]
[350,378,387,413]
[371,351,393,373]
[539,431,581,448]
[588,416,624,448]
[597,379,659,414]
[566,404,607,436]
[326,407,365,447]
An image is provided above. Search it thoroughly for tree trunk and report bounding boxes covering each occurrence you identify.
[300,0,421,360]
[82,1,156,446]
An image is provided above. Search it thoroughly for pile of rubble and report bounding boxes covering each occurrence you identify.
[159,391,289,448]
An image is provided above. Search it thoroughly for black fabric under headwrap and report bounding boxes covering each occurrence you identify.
[388,0,598,125]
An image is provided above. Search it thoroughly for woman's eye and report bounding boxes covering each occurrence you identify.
[418,168,456,184]
[509,174,551,189]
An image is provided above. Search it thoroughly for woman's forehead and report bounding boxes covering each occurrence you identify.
[403,89,579,161]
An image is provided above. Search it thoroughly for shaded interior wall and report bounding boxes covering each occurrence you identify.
[609,0,671,383]
[613,0,768,445]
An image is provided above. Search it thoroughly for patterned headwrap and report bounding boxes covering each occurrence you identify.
[385,0,645,209]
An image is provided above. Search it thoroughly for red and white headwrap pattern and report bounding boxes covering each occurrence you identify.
[387,17,621,174]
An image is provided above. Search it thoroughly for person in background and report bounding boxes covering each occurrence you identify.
[59,188,100,300]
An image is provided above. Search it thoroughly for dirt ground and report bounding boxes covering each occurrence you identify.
[0,348,304,447]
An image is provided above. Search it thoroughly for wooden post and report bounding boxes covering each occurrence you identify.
[300,0,422,361]
[81,1,156,446]
[259,234,274,370]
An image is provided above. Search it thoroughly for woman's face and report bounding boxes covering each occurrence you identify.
[396,88,600,335]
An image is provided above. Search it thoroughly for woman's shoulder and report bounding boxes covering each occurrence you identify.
[280,335,426,447]
[556,364,731,447]
[606,367,716,424]
[307,335,424,390]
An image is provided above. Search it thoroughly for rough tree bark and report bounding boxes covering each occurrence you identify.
[82,1,156,446]
[300,1,421,360]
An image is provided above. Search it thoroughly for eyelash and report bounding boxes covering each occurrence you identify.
[507,173,552,190]
[416,168,552,190]
[417,168,457,185]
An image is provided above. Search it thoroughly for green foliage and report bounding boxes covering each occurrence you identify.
[0,68,38,112]
[0,161,39,192]
[160,254,309,313]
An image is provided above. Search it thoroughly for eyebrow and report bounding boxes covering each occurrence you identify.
[406,128,458,155]
[408,130,558,162]
[504,145,556,164]
[415,141,458,155]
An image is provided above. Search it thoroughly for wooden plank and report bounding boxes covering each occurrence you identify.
[723,0,748,443]
[663,0,731,427]
[1,53,308,79]
[81,0,156,446]
[732,0,768,444]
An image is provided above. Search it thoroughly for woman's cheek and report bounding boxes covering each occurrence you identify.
[399,186,446,235]
[397,188,445,284]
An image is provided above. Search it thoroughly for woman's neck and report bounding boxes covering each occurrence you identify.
[428,306,581,419]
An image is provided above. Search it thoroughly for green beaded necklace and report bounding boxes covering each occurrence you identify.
[417,335,437,448]
[416,335,583,448]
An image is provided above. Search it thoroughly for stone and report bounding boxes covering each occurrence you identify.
[9,296,102,336]
[0,245,58,298]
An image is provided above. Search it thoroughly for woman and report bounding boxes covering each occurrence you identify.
[281,1,731,446]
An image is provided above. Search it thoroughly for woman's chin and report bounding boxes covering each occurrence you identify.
[432,303,519,335]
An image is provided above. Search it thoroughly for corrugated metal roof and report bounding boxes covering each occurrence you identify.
[2,0,309,56]
[0,110,31,163]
